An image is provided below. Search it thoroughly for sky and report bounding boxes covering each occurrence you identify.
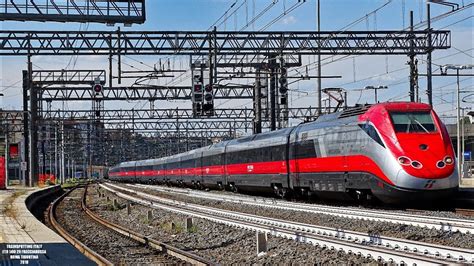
[0,0,472,130]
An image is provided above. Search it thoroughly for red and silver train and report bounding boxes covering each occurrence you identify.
[109,102,458,204]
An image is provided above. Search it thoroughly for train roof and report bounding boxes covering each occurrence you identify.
[300,102,432,131]
[118,161,136,167]
[311,102,431,124]
[368,101,432,112]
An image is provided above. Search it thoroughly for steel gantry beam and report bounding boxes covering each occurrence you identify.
[57,126,234,139]
[40,107,321,121]
[0,110,24,120]
[0,0,145,24]
[0,30,450,56]
[31,70,106,85]
[0,111,24,132]
[104,130,232,139]
[93,120,256,132]
[38,85,254,100]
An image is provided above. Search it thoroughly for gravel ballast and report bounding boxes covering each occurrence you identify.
[116,183,474,250]
[90,184,378,264]
[55,187,186,265]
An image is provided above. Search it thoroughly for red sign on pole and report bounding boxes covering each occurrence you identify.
[0,157,5,190]
[9,144,19,159]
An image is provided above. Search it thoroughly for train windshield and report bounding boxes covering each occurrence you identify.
[390,111,437,133]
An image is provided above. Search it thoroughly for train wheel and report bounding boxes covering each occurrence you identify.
[229,183,238,193]
[273,185,288,198]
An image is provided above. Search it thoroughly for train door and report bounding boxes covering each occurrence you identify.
[288,126,300,190]
[286,127,298,190]
[196,151,203,186]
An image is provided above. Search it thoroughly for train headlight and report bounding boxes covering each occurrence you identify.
[444,156,453,165]
[398,156,411,165]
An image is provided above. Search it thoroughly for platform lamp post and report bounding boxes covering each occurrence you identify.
[440,64,474,181]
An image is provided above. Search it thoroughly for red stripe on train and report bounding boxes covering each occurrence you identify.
[111,155,393,185]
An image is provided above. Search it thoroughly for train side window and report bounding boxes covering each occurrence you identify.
[272,145,285,161]
[359,124,385,147]
[264,147,272,162]
[295,139,316,159]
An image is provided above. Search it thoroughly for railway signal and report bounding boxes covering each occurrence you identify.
[203,84,214,116]
[92,77,103,95]
[192,75,204,117]
[93,84,103,94]
[279,67,288,105]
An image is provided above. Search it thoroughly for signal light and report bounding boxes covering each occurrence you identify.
[93,84,103,94]
[194,94,203,102]
[203,84,214,116]
[194,84,203,92]
[204,93,213,102]
[193,84,203,103]
[202,103,214,116]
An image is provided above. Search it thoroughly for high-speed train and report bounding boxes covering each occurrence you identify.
[109,102,458,204]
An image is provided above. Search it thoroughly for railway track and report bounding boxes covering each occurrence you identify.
[48,186,111,266]
[129,183,474,234]
[101,182,473,265]
[48,185,213,265]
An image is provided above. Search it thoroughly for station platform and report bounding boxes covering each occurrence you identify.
[460,178,474,188]
[455,178,474,206]
[0,185,94,265]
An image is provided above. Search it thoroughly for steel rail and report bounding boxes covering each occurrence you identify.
[81,185,214,266]
[132,183,474,234]
[48,186,112,266]
[101,183,472,264]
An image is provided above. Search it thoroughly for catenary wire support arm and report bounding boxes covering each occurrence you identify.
[0,30,451,56]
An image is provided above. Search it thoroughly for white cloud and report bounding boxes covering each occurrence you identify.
[282,16,297,25]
